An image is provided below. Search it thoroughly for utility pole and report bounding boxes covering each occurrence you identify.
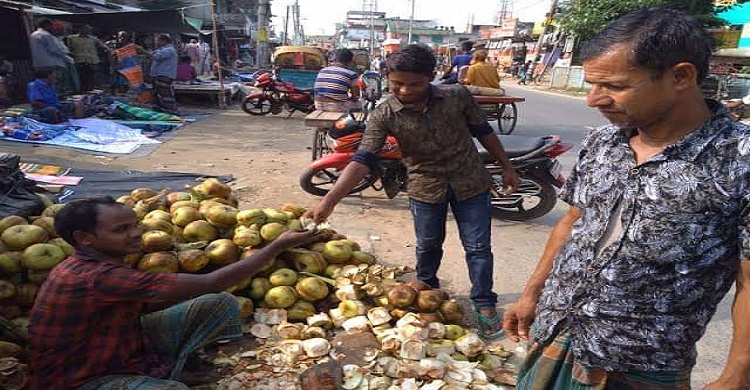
[284,5,290,45]
[363,0,377,56]
[535,0,557,59]
[210,0,226,108]
[257,0,269,68]
[407,0,415,44]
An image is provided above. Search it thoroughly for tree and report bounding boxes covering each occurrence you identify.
[557,0,745,45]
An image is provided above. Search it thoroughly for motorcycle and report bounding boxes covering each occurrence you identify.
[300,109,573,221]
[241,68,315,117]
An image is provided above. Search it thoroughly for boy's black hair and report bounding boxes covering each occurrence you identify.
[385,44,436,77]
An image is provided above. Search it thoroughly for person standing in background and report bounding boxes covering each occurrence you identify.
[66,25,110,92]
[185,39,200,71]
[150,34,178,114]
[198,38,211,76]
[29,18,75,94]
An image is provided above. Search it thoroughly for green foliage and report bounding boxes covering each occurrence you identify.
[557,0,743,44]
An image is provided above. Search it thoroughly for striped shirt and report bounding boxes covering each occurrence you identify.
[313,65,357,102]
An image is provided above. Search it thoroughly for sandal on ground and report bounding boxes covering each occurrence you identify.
[472,304,505,341]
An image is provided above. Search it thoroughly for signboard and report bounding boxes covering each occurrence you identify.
[479,29,491,39]
[489,19,518,39]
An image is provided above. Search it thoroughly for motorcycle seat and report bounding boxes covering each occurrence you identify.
[474,135,546,162]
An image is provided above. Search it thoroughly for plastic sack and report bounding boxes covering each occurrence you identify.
[0,153,56,218]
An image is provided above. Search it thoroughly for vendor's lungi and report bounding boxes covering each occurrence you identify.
[153,75,177,114]
[76,292,242,390]
[516,328,691,390]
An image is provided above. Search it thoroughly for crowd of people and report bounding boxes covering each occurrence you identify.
[24,18,222,117]
[16,7,750,390]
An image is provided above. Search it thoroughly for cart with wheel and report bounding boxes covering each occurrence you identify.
[473,95,525,135]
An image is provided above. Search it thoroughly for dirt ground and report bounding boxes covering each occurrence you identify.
[2,108,476,291]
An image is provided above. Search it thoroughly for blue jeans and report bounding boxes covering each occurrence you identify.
[409,188,497,309]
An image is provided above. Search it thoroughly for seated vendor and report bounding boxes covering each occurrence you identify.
[176,55,198,82]
[313,48,360,111]
[28,197,320,390]
[212,60,234,79]
[462,50,505,96]
[27,67,85,123]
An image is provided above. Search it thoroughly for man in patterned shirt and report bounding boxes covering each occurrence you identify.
[28,197,318,390]
[503,8,750,390]
[307,44,519,339]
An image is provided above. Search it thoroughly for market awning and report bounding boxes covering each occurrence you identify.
[36,9,200,34]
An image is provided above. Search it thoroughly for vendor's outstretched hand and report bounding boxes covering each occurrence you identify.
[272,229,321,250]
[304,202,335,224]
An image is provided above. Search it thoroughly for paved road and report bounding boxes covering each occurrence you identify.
[485,85,730,387]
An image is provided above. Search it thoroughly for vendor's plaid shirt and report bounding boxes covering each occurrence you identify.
[534,102,750,372]
[28,250,179,390]
[357,85,493,203]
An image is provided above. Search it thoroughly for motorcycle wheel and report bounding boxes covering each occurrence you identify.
[490,174,557,221]
[242,97,272,115]
[300,167,376,197]
[497,103,518,135]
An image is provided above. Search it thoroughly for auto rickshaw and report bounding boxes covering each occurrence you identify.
[272,46,327,89]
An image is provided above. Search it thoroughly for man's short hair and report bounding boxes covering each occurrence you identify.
[386,44,436,77]
[33,67,55,80]
[580,7,712,83]
[472,50,488,63]
[36,18,53,30]
[157,34,171,43]
[333,49,354,64]
[460,41,474,52]
[54,197,120,247]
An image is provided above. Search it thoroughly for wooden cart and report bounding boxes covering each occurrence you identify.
[473,95,526,135]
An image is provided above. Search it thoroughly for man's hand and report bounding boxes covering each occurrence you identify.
[270,229,321,250]
[502,166,520,195]
[502,294,538,342]
[304,202,335,224]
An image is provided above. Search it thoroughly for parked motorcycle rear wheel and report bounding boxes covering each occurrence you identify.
[242,97,273,115]
[300,167,376,197]
[490,174,557,221]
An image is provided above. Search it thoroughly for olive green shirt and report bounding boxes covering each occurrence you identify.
[66,34,108,64]
[357,85,492,203]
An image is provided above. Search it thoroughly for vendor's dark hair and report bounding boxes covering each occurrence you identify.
[33,67,55,79]
[386,44,436,77]
[157,34,171,43]
[36,18,52,29]
[179,55,191,63]
[333,49,353,64]
[54,196,120,246]
[460,40,474,52]
[580,7,711,83]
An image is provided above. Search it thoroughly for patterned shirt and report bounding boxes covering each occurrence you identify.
[354,85,493,203]
[28,250,179,390]
[313,65,358,102]
[534,101,750,372]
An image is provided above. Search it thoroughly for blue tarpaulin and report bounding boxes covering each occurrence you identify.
[718,3,750,25]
